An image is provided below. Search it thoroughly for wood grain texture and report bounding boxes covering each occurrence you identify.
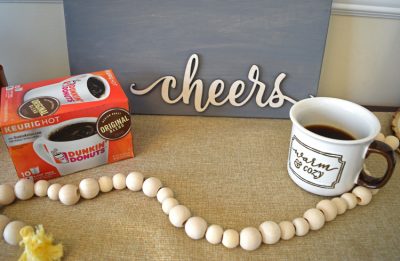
[64,0,332,118]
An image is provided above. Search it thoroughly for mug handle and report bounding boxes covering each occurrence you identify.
[357,140,396,189]
[32,137,53,165]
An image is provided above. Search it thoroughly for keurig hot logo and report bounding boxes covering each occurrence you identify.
[96,108,131,140]
[18,97,60,119]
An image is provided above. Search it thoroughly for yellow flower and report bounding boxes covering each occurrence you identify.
[19,225,63,261]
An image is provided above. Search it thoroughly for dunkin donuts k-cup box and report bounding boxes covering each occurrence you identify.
[0,70,134,181]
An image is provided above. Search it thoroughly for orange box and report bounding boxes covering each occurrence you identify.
[0,70,134,181]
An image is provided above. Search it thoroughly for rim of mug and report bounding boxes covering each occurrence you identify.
[43,117,99,143]
[87,74,111,101]
[289,97,380,145]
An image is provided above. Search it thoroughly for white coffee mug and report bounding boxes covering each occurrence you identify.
[33,117,109,175]
[23,74,110,104]
[287,97,395,196]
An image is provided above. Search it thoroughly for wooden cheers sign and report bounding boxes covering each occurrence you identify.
[64,0,332,118]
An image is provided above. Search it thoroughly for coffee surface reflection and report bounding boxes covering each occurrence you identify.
[305,125,355,140]
[49,122,97,141]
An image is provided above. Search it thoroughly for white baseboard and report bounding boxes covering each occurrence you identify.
[332,2,400,19]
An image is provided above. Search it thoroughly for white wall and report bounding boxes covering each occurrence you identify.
[0,1,399,107]
[0,2,70,85]
[318,15,400,106]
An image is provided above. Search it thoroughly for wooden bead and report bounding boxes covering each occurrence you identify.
[240,227,262,251]
[316,199,338,221]
[205,224,224,245]
[126,172,144,191]
[142,177,162,198]
[14,179,34,200]
[59,184,80,206]
[112,173,126,190]
[341,192,357,209]
[259,221,281,244]
[157,187,174,203]
[34,180,49,197]
[375,132,385,142]
[47,183,62,201]
[222,229,239,249]
[98,176,113,193]
[3,220,25,245]
[384,135,399,150]
[184,216,207,240]
[331,197,347,215]
[79,178,100,199]
[0,215,10,235]
[279,221,295,240]
[304,208,325,230]
[162,198,179,215]
[0,184,15,205]
[292,217,310,236]
[352,186,372,206]
[169,205,191,227]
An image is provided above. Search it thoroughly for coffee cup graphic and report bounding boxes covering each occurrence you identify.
[32,117,109,175]
[23,74,110,104]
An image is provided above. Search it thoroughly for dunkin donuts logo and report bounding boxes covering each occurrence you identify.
[62,80,83,103]
[50,141,106,164]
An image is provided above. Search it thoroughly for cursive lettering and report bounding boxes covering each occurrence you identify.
[292,149,339,172]
[130,54,296,112]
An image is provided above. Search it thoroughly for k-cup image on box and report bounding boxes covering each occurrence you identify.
[33,117,109,175]
[0,69,134,181]
[23,74,110,104]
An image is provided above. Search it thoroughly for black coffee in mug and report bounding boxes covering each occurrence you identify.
[49,122,97,141]
[87,77,106,98]
[305,125,355,140]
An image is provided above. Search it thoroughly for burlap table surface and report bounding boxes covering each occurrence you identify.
[0,112,399,260]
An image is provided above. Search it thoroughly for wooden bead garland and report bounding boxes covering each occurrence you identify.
[341,193,358,210]
[278,221,295,240]
[0,184,15,206]
[0,173,388,252]
[157,187,174,203]
[259,221,281,244]
[98,176,113,193]
[222,229,239,249]
[112,173,126,190]
[0,131,397,255]
[303,208,325,231]
[384,135,399,151]
[316,199,338,222]
[352,186,372,206]
[14,179,34,200]
[34,180,49,197]
[47,184,62,201]
[169,205,191,228]
[58,184,80,206]
[3,220,25,246]
[331,197,347,215]
[79,178,100,200]
[240,227,262,251]
[142,177,162,198]
[161,198,179,215]
[205,224,224,244]
[292,217,310,236]
[184,216,208,240]
[126,172,144,192]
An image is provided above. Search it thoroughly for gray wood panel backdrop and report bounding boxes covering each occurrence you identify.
[64,0,332,118]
